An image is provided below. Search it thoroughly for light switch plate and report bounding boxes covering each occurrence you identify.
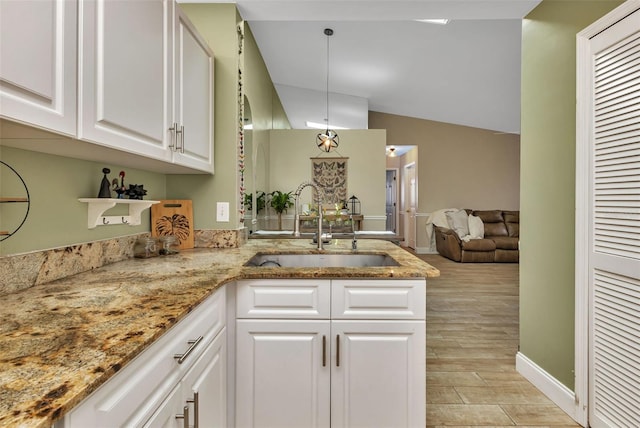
[216,202,230,222]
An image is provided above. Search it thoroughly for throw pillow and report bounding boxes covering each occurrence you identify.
[446,209,470,239]
[468,215,484,239]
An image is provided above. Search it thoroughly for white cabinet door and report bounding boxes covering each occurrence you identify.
[331,320,426,428]
[78,0,171,161]
[172,8,214,173]
[181,329,227,428]
[141,385,184,428]
[0,0,76,135]
[236,319,331,428]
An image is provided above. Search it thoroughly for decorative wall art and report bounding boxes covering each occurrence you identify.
[311,157,348,205]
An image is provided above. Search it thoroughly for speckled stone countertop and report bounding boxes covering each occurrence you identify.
[0,239,438,428]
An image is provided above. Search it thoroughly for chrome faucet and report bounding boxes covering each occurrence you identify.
[293,181,324,250]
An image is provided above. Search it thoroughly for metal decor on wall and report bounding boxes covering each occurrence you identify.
[0,160,30,241]
[311,157,348,205]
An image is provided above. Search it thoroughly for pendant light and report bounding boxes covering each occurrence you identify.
[316,28,339,152]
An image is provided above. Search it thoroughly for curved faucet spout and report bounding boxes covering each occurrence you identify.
[293,181,324,249]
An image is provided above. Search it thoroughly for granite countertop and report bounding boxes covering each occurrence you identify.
[0,239,438,428]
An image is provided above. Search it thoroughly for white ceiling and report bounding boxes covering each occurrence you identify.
[189,1,542,134]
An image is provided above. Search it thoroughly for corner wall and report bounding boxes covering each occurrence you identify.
[519,0,623,391]
[167,4,240,229]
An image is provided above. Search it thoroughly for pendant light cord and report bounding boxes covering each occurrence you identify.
[324,28,333,132]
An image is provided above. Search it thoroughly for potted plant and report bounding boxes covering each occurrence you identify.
[244,191,266,213]
[269,190,294,230]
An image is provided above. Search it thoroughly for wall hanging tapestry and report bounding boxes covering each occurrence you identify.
[311,157,348,205]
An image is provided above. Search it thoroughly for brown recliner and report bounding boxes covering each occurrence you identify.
[434,210,519,263]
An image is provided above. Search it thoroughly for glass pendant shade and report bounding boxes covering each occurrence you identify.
[316,129,339,152]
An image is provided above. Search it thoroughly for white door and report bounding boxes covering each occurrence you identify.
[78,0,171,161]
[331,320,426,428]
[403,163,417,249]
[172,8,214,173]
[386,169,398,233]
[0,0,76,135]
[236,319,331,428]
[578,5,640,427]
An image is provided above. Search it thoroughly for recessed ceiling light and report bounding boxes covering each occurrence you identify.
[415,19,450,25]
[306,121,348,130]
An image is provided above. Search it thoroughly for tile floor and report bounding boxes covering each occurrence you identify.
[415,253,581,427]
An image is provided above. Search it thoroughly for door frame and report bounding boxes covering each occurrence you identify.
[402,162,417,248]
[576,2,640,426]
[386,168,399,234]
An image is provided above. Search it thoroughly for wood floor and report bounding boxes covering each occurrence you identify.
[414,253,580,428]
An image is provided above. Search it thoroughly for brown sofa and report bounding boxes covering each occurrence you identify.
[434,210,519,263]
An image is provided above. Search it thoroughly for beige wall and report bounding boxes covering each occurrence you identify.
[263,129,387,231]
[370,111,520,250]
[519,0,623,391]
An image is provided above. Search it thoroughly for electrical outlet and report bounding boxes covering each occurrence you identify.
[216,202,229,222]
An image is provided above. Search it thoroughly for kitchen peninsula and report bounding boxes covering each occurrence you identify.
[0,239,438,427]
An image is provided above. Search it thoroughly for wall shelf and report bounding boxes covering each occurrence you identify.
[78,198,160,229]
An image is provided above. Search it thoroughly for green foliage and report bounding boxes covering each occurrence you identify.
[269,190,294,214]
[244,191,266,213]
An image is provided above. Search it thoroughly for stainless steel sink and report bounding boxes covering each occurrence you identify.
[244,252,400,268]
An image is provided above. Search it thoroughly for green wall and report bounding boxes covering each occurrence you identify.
[520,0,622,390]
[167,4,241,229]
[265,129,387,231]
[0,146,166,255]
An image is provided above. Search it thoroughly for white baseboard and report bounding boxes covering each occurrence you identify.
[516,352,586,426]
[415,246,437,254]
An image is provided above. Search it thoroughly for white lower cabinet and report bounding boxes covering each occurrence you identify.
[330,321,425,428]
[63,287,226,427]
[144,329,227,428]
[235,279,426,428]
[236,320,331,428]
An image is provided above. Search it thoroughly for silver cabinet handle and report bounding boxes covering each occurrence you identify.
[169,122,178,151]
[176,405,189,428]
[322,335,327,367]
[174,336,203,364]
[187,392,199,428]
[179,125,185,153]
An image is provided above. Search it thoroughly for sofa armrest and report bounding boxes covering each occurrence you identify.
[434,226,462,262]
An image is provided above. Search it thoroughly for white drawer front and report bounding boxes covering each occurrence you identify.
[332,279,426,320]
[66,287,226,427]
[237,279,331,319]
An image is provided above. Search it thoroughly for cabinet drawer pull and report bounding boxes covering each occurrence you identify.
[322,335,326,367]
[176,405,189,428]
[187,392,199,428]
[174,336,203,364]
[336,334,340,367]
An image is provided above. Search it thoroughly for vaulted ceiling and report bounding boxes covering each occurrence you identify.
[195,0,542,134]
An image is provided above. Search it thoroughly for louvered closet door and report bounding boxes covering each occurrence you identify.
[589,9,640,428]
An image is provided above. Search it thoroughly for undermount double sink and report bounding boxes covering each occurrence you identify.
[244,252,400,268]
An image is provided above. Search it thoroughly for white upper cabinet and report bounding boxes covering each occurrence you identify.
[0,0,77,136]
[172,8,214,172]
[78,0,172,162]
[1,0,213,174]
